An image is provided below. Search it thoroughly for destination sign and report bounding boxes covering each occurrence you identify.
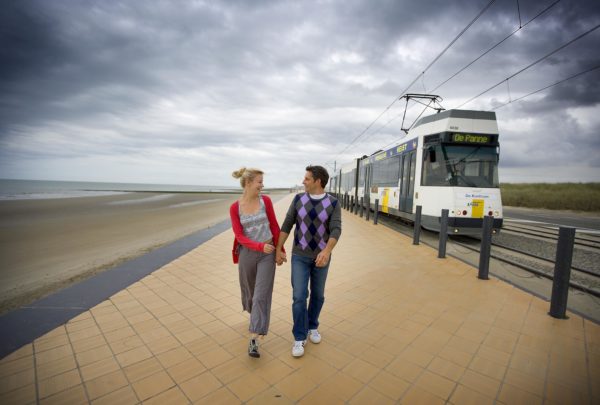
[368,139,418,164]
[451,133,494,144]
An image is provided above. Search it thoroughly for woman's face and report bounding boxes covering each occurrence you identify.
[246,174,264,193]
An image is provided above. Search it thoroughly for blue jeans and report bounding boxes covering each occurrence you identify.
[291,254,330,341]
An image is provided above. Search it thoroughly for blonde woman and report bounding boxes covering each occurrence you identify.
[230,167,283,358]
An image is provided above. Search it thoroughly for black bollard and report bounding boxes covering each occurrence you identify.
[360,197,364,217]
[374,199,379,225]
[438,209,449,258]
[413,205,422,245]
[478,215,493,280]
[549,227,576,319]
[366,198,370,221]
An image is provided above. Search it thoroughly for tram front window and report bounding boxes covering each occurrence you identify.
[422,145,499,187]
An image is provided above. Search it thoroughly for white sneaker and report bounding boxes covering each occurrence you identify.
[308,329,321,344]
[292,340,305,357]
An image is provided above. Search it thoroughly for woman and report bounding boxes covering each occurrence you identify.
[230,167,283,358]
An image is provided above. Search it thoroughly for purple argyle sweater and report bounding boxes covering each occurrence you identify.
[281,193,342,258]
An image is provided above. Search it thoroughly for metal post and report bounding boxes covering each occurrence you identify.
[344,193,348,210]
[478,215,493,280]
[350,196,354,213]
[413,205,422,245]
[549,227,576,319]
[366,198,370,221]
[360,197,364,218]
[438,209,449,258]
[374,199,379,225]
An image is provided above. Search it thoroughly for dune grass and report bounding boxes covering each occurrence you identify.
[500,183,600,212]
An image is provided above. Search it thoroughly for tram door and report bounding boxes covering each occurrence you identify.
[399,151,416,212]
[363,163,371,203]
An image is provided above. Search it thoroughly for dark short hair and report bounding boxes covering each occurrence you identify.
[306,165,329,188]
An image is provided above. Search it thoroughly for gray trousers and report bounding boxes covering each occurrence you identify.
[238,246,276,335]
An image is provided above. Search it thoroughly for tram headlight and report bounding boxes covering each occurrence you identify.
[494,210,499,216]
[462,210,467,216]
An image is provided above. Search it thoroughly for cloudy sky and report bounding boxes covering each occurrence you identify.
[1,0,599,187]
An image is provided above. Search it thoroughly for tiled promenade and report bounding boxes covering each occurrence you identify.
[0,194,598,404]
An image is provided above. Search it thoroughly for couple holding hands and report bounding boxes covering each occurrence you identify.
[229,165,342,358]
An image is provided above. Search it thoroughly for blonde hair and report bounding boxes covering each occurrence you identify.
[232,167,264,188]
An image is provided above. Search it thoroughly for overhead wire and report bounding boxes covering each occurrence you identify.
[430,0,561,94]
[368,0,561,146]
[334,0,497,160]
[492,64,600,110]
[455,22,600,108]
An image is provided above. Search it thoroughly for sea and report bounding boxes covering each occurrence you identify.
[0,179,238,201]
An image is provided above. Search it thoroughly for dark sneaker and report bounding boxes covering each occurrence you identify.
[248,338,260,358]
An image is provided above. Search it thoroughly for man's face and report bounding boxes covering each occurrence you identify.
[302,171,319,193]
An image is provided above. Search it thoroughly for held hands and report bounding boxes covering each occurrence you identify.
[263,243,275,254]
[315,250,330,267]
[276,249,287,266]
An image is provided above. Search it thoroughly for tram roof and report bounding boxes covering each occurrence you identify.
[413,109,496,129]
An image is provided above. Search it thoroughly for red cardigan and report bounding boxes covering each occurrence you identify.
[230,195,283,264]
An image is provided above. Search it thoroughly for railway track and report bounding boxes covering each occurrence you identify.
[501,222,600,249]
[371,212,600,298]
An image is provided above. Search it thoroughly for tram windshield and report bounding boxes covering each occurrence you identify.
[422,144,499,187]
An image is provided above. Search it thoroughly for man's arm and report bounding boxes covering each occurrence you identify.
[315,237,337,267]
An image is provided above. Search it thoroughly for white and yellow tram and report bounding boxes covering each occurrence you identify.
[330,109,503,234]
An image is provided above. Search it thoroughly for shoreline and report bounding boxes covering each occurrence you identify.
[0,192,250,315]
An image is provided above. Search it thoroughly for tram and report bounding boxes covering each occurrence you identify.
[330,109,503,234]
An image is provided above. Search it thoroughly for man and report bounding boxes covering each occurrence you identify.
[276,165,342,357]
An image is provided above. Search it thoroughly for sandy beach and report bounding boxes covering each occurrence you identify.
[0,192,254,314]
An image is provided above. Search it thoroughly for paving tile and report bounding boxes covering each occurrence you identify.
[34,334,71,352]
[459,369,501,398]
[341,357,380,384]
[274,370,318,401]
[227,372,269,401]
[123,357,163,382]
[0,383,36,405]
[386,357,424,383]
[192,386,241,404]
[254,358,294,384]
[368,370,410,400]
[317,371,363,402]
[39,383,87,405]
[449,383,494,405]
[131,370,175,401]
[71,334,107,354]
[38,368,81,399]
[468,355,506,381]
[497,382,543,405]
[0,367,35,394]
[415,370,456,401]
[400,385,446,405]
[245,387,293,405]
[90,385,138,405]
[179,371,222,402]
[0,355,34,378]
[211,358,251,384]
[35,344,73,366]
[545,379,591,405]
[36,354,77,380]
[80,356,121,382]
[503,367,545,397]
[75,345,113,367]
[116,345,153,368]
[197,346,233,369]
[84,369,129,400]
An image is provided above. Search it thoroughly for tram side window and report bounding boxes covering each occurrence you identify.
[372,155,400,186]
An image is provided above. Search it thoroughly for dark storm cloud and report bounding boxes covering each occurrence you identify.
[0,0,598,184]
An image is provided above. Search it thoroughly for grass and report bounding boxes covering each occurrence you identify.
[500,183,600,212]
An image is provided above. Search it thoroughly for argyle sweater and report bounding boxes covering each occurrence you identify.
[281,193,342,259]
